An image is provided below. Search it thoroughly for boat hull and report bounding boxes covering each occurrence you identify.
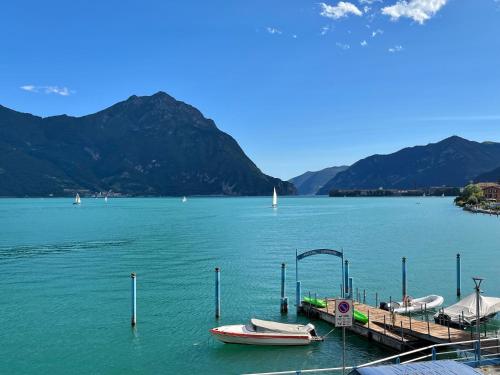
[210,326,311,346]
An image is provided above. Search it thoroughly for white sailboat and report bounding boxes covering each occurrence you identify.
[73,193,81,205]
[272,187,278,208]
[182,196,187,203]
[104,196,108,203]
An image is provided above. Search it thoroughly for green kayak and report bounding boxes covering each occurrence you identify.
[354,310,368,324]
[301,297,368,325]
[303,296,327,308]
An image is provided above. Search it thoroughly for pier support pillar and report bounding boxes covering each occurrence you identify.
[215,267,221,319]
[344,260,349,296]
[296,281,302,312]
[280,263,288,313]
[402,257,407,304]
[131,272,137,326]
[456,253,461,297]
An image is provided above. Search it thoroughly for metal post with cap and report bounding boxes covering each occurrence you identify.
[344,260,349,296]
[215,267,221,318]
[280,263,288,313]
[131,272,137,326]
[456,254,462,297]
[402,257,407,305]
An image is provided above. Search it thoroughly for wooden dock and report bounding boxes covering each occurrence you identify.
[301,299,472,351]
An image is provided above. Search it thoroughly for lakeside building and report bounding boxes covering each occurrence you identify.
[477,183,500,201]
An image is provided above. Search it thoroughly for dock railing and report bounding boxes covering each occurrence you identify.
[243,337,500,375]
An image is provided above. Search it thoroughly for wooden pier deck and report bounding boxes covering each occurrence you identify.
[302,298,471,351]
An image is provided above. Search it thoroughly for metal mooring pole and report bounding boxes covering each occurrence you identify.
[215,267,221,318]
[131,273,137,326]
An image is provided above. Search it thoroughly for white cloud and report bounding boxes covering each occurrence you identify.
[388,44,403,52]
[320,2,363,19]
[20,85,37,92]
[292,34,298,39]
[371,28,383,37]
[359,0,383,4]
[363,5,371,13]
[20,85,74,96]
[382,0,447,24]
[266,27,282,35]
[320,25,330,35]
[360,40,368,46]
[336,42,351,50]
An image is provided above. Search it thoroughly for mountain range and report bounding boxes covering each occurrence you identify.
[316,136,500,194]
[475,166,500,183]
[0,92,296,197]
[289,166,348,195]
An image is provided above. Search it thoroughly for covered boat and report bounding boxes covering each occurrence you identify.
[210,318,321,346]
[382,295,444,314]
[434,293,500,327]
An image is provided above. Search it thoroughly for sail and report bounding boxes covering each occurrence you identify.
[272,187,277,207]
[75,193,81,204]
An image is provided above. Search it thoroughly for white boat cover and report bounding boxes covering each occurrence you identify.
[250,319,313,334]
[435,293,500,324]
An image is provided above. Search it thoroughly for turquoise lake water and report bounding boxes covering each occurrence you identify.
[1,197,499,374]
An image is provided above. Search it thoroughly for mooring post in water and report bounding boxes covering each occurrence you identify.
[344,260,349,296]
[456,253,462,297]
[296,281,302,312]
[215,267,221,318]
[131,272,137,326]
[348,277,353,299]
[402,257,407,304]
[280,263,288,313]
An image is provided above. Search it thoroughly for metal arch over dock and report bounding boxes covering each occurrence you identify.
[301,299,472,352]
[296,248,343,260]
[295,248,346,312]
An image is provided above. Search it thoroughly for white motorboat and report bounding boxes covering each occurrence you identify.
[383,295,444,314]
[434,293,500,328]
[272,187,277,208]
[210,318,321,346]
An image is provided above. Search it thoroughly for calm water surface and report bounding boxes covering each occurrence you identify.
[0,197,499,374]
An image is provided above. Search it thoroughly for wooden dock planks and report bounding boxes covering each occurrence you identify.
[302,298,471,351]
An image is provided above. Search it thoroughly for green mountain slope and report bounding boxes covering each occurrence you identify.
[0,92,296,197]
[317,136,500,194]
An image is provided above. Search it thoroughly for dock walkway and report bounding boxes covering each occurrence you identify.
[302,298,471,351]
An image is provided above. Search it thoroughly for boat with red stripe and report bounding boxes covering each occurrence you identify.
[210,318,322,346]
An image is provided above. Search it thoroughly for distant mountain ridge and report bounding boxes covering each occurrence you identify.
[0,92,296,197]
[317,136,500,194]
[289,166,348,195]
[475,166,500,183]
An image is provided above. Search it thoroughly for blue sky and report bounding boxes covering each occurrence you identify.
[1,0,500,180]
